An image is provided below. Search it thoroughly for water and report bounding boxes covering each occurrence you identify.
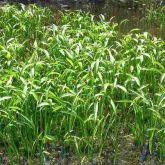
[5,0,165,38]
[44,0,165,38]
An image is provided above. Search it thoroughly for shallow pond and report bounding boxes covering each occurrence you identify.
[41,0,165,39]
[4,0,165,38]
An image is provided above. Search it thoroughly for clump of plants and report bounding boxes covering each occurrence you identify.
[0,4,165,164]
[146,6,165,26]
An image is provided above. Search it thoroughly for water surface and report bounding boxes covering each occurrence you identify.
[44,0,165,38]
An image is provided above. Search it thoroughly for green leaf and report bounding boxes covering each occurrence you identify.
[0,96,12,102]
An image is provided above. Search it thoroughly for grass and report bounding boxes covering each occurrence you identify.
[146,6,165,25]
[145,5,165,37]
[0,4,165,164]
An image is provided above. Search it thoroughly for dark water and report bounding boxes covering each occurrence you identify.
[43,0,165,39]
[5,0,165,39]
[3,0,165,38]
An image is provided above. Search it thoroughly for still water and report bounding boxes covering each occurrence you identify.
[42,0,165,38]
[5,0,165,38]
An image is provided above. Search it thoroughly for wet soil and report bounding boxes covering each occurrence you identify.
[1,132,165,165]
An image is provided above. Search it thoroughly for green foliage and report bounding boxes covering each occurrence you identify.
[0,4,165,164]
[146,6,165,26]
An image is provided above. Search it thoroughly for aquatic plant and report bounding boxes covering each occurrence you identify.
[0,4,165,164]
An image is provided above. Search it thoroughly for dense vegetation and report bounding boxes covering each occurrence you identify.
[0,4,165,164]
[146,5,165,26]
